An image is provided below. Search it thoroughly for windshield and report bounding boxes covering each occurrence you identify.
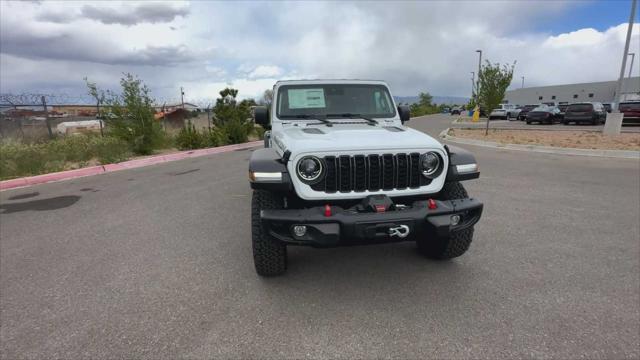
[276,84,396,119]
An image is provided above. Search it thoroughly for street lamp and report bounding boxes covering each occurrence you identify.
[628,53,635,79]
[521,76,525,89]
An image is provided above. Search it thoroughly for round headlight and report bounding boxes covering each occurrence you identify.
[296,156,324,183]
[421,152,441,177]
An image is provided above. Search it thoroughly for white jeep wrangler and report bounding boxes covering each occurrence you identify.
[249,80,483,276]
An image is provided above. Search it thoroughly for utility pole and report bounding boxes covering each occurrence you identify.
[521,76,525,89]
[605,0,636,135]
[475,50,482,106]
[207,105,211,131]
[180,87,185,109]
[41,96,53,139]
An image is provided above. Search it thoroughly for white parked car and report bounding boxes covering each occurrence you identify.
[248,79,484,276]
[489,104,518,120]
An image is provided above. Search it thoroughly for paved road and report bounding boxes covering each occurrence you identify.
[1,114,639,359]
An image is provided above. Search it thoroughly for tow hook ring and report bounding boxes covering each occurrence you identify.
[388,225,410,238]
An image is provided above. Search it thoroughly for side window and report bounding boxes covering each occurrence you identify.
[374,91,390,113]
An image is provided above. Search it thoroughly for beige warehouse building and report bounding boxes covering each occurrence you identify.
[504,77,640,105]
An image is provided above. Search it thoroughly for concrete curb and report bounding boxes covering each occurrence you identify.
[439,128,640,160]
[0,140,263,191]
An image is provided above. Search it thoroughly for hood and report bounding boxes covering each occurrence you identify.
[271,122,443,156]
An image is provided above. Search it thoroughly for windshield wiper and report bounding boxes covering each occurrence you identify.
[327,113,378,126]
[280,114,333,127]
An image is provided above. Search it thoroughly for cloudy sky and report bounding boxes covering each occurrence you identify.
[1,0,638,104]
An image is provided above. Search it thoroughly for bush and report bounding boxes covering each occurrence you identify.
[204,127,229,147]
[0,135,130,180]
[221,119,250,144]
[175,124,205,150]
[101,74,165,155]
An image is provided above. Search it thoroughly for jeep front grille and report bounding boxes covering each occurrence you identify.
[310,153,430,193]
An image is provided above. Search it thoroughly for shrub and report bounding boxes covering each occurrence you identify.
[204,127,229,147]
[222,119,250,144]
[254,126,266,140]
[101,74,165,155]
[175,123,205,150]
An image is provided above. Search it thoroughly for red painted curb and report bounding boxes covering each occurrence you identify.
[0,140,262,191]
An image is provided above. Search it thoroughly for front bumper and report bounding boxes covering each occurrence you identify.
[261,198,483,247]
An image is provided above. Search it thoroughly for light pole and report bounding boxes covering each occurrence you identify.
[628,53,635,79]
[521,76,525,89]
[605,0,636,135]
[471,71,475,98]
[475,50,482,106]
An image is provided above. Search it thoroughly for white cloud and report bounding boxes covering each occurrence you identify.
[247,65,284,79]
[1,0,638,104]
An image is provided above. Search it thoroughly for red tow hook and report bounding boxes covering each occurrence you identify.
[324,204,332,217]
[427,199,437,210]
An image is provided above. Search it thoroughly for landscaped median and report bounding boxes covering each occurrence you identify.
[441,128,640,158]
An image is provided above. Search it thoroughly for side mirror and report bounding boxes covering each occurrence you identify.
[253,106,269,126]
[398,105,410,123]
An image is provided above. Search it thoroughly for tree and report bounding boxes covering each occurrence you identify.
[478,60,515,134]
[213,88,247,125]
[418,92,433,108]
[84,77,106,136]
[103,73,164,155]
[260,89,273,106]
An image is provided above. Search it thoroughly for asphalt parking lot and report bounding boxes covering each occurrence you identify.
[1,114,639,359]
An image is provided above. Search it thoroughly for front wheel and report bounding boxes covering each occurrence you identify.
[251,190,287,276]
[417,182,475,259]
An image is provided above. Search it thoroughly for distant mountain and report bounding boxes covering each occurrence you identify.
[394,95,469,106]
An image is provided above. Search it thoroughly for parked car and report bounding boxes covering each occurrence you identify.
[488,104,516,120]
[603,103,612,113]
[450,107,462,115]
[488,108,508,120]
[526,105,561,125]
[619,101,640,125]
[507,106,522,120]
[517,104,539,121]
[557,104,569,121]
[562,102,607,125]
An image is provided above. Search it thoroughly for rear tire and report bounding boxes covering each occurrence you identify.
[252,190,287,276]
[417,182,474,259]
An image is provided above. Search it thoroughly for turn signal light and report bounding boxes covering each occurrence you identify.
[324,204,332,217]
[428,199,437,209]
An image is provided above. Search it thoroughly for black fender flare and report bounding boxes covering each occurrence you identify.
[249,148,292,191]
[445,145,480,182]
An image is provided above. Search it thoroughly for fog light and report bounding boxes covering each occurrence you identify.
[451,214,461,226]
[293,225,307,237]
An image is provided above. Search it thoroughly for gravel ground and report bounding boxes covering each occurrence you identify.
[450,128,640,151]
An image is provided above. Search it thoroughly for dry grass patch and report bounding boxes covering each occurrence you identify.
[450,129,640,151]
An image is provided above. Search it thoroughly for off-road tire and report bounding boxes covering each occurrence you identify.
[252,190,287,276]
[417,182,474,259]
